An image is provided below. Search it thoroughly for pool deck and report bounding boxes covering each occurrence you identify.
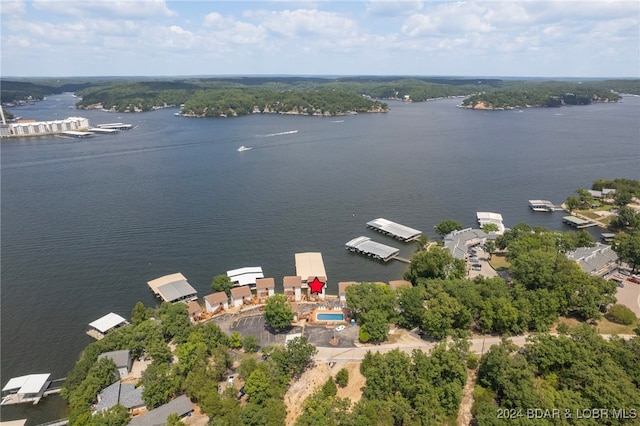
[310,308,348,326]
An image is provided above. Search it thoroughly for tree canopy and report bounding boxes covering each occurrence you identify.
[263,294,295,331]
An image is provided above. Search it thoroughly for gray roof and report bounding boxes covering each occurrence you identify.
[443,228,488,259]
[156,280,197,303]
[366,218,422,241]
[98,350,130,369]
[345,236,399,260]
[567,243,619,274]
[96,381,144,411]
[128,395,193,426]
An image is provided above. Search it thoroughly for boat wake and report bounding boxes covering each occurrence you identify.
[257,130,298,138]
[237,146,253,152]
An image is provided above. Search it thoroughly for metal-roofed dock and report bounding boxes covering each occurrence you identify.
[227,266,264,287]
[147,273,197,303]
[345,236,400,262]
[563,215,597,229]
[366,218,422,242]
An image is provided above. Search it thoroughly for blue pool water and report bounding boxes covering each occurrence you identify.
[316,313,345,321]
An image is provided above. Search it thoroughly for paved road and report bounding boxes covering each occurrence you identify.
[314,334,635,362]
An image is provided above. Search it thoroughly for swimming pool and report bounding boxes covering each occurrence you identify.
[316,313,345,321]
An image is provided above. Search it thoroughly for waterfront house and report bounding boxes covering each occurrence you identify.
[295,252,327,300]
[338,281,358,304]
[204,292,229,314]
[255,278,275,303]
[147,273,197,303]
[230,286,252,308]
[95,381,144,413]
[98,350,132,379]
[567,243,619,276]
[283,276,302,302]
[187,300,201,323]
[128,394,193,426]
[87,312,129,340]
[443,228,491,260]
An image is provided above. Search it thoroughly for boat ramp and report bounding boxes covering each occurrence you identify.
[366,218,422,242]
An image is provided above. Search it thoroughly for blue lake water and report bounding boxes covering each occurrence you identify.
[1,92,639,423]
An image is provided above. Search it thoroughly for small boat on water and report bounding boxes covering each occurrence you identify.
[237,146,252,152]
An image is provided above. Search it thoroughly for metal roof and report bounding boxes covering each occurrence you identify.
[345,236,399,260]
[567,243,619,274]
[2,374,50,394]
[156,280,197,303]
[227,266,264,286]
[443,228,489,259]
[128,395,193,426]
[366,218,422,241]
[88,312,128,334]
[295,252,327,282]
[147,272,187,293]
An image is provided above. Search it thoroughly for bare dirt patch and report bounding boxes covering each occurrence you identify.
[457,368,478,426]
[335,361,365,405]
[183,402,210,426]
[285,361,331,425]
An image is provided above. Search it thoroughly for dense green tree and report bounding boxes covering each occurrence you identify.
[435,219,464,237]
[131,301,153,326]
[140,362,181,409]
[345,282,396,320]
[228,331,243,348]
[263,294,294,331]
[405,246,466,282]
[422,291,472,339]
[245,368,271,404]
[211,274,234,296]
[396,286,426,329]
[484,240,496,259]
[612,231,640,271]
[359,310,389,343]
[157,302,191,343]
[481,223,499,233]
[242,335,260,353]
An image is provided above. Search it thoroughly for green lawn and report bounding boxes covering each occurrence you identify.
[489,253,510,270]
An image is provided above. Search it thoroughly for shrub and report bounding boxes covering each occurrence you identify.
[358,326,370,343]
[606,304,637,325]
[467,354,479,370]
[335,368,349,387]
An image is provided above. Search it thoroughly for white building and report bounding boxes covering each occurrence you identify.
[8,117,90,137]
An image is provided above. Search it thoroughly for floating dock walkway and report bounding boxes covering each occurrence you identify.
[366,218,422,242]
[345,236,400,262]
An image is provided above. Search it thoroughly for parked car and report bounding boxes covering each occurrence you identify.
[335,325,346,332]
[227,376,235,387]
[619,269,631,276]
[469,256,479,262]
[237,386,245,399]
[629,277,640,284]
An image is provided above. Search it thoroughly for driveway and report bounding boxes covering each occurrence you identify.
[466,247,498,279]
[615,278,640,317]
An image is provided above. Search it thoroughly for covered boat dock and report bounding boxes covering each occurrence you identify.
[1,374,51,405]
[87,312,129,340]
[227,266,264,288]
[563,215,597,229]
[147,273,197,303]
[366,218,422,242]
[345,236,400,262]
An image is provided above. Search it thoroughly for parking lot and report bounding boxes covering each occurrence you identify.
[614,277,640,317]
[227,313,303,347]
[466,247,498,279]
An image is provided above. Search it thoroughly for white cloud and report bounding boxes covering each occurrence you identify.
[257,8,360,38]
[0,0,26,16]
[32,0,176,18]
[366,0,423,17]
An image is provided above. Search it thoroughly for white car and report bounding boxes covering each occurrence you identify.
[335,325,346,332]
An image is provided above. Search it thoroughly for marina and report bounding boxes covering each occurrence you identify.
[365,218,422,242]
[227,266,264,288]
[345,236,400,262]
[147,273,198,303]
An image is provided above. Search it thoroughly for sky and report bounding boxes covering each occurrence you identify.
[1,0,638,78]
